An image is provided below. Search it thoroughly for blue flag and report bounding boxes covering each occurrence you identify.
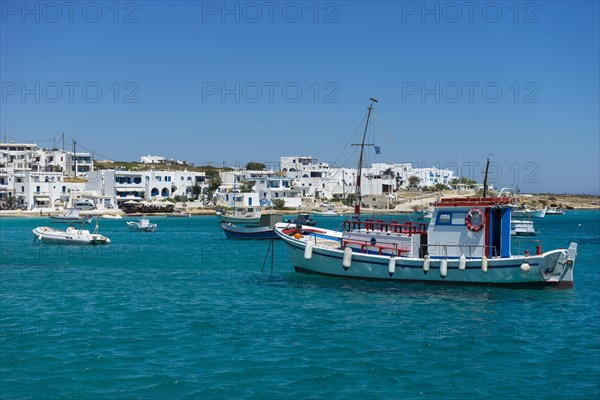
[374,146,381,155]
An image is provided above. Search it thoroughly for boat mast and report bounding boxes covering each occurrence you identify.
[483,158,490,197]
[354,98,378,217]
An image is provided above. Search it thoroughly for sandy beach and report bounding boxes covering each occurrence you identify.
[2,193,597,218]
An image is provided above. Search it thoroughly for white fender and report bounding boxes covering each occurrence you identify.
[423,254,430,274]
[342,247,352,269]
[304,241,314,260]
[459,254,466,271]
[440,258,448,278]
[482,256,488,272]
[520,262,531,273]
[388,257,396,277]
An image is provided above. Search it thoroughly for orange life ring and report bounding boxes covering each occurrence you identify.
[465,208,485,232]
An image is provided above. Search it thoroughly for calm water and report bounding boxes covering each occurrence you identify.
[1,211,599,399]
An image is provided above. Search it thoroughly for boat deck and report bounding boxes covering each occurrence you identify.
[311,237,341,250]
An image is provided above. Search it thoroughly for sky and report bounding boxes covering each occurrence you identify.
[1,0,598,194]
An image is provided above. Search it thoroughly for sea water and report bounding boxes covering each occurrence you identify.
[1,211,599,399]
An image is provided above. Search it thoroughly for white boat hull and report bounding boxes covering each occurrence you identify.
[274,226,576,288]
[126,222,156,232]
[32,226,111,245]
[216,213,261,225]
[312,211,342,217]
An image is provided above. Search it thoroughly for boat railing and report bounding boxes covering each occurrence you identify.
[424,243,497,259]
[513,238,543,256]
[343,219,427,235]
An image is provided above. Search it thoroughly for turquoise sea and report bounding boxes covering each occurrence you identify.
[1,211,599,399]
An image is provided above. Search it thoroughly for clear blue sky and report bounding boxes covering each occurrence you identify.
[1,1,598,194]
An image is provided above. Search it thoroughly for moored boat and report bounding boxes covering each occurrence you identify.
[101,214,123,219]
[274,99,578,288]
[313,204,342,217]
[49,208,92,224]
[216,206,261,225]
[221,214,282,239]
[126,217,157,232]
[285,213,316,226]
[513,207,547,218]
[32,220,110,245]
[546,207,565,215]
[166,210,191,218]
[511,218,538,236]
[275,197,577,288]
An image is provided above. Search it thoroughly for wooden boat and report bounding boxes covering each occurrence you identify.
[221,214,281,239]
[274,99,578,288]
[216,206,261,225]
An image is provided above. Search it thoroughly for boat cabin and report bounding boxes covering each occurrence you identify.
[427,197,514,259]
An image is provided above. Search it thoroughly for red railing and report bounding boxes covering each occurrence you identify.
[343,219,427,235]
[342,239,411,256]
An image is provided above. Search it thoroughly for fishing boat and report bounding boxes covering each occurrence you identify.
[216,206,261,225]
[511,218,538,236]
[221,214,282,239]
[274,99,578,288]
[32,220,111,245]
[546,207,565,215]
[126,217,157,232]
[49,208,92,224]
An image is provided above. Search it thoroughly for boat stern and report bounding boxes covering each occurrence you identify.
[540,242,577,288]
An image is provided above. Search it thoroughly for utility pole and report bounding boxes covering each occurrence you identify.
[73,140,77,178]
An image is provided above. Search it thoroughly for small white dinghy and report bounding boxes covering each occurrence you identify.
[32,219,111,245]
[126,217,157,232]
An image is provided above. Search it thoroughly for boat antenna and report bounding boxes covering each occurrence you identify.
[354,98,378,217]
[483,157,490,198]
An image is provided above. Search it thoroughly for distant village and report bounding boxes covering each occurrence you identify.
[0,142,481,212]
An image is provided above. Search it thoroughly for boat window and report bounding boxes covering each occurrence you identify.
[436,212,452,225]
[452,213,465,225]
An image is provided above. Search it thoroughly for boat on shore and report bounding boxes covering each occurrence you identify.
[49,208,92,224]
[127,217,157,232]
[33,220,111,245]
[274,99,578,288]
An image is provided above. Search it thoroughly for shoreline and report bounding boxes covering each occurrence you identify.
[1,193,598,219]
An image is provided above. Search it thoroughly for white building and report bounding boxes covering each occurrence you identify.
[140,155,167,164]
[88,169,207,205]
[255,176,303,208]
[10,171,85,210]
